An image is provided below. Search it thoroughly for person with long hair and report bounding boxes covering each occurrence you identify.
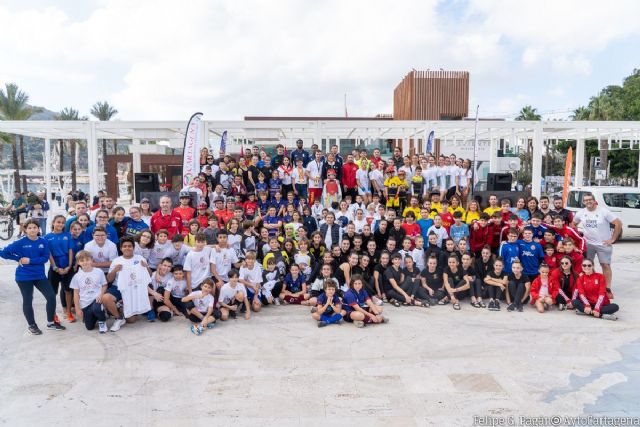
[572,259,619,320]
[464,200,481,225]
[45,214,75,322]
[0,219,65,334]
[342,274,386,328]
[551,256,577,310]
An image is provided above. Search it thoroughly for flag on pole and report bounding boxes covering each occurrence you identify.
[219,130,228,157]
[426,130,434,154]
[471,105,480,194]
[562,147,573,206]
[240,146,245,157]
[182,112,203,187]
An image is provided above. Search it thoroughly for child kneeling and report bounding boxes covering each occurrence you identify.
[71,250,121,333]
[530,263,559,313]
[181,278,216,335]
[311,280,345,328]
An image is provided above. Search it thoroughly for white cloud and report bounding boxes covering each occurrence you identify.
[0,0,638,120]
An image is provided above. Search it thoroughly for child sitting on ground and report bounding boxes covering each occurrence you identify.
[181,278,216,335]
[312,280,345,328]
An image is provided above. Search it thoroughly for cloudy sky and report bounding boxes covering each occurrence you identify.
[1,0,639,121]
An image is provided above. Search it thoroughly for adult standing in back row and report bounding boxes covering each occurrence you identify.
[573,192,622,296]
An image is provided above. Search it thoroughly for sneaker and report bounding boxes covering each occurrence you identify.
[488,300,495,311]
[190,325,201,336]
[507,303,515,312]
[207,322,215,329]
[494,301,501,311]
[98,321,107,334]
[310,307,318,314]
[110,318,126,332]
[602,313,618,321]
[317,321,328,328]
[147,311,156,322]
[54,314,61,324]
[558,303,566,311]
[66,312,76,323]
[197,325,204,334]
[28,324,42,335]
[517,306,523,312]
[46,321,66,331]
[372,296,383,306]
[353,320,365,328]
[274,298,281,306]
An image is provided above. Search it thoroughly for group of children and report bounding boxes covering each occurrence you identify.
[0,148,623,336]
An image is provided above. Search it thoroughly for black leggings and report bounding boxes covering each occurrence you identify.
[486,284,503,300]
[48,267,72,308]
[16,279,56,326]
[469,278,483,299]
[573,299,619,315]
[447,278,469,300]
[508,280,526,308]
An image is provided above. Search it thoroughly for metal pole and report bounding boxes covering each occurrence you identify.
[471,105,479,196]
[44,138,52,206]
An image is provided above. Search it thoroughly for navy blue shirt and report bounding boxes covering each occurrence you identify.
[125,219,149,236]
[343,287,370,312]
[44,231,73,269]
[0,236,50,281]
[316,292,341,314]
[284,273,306,293]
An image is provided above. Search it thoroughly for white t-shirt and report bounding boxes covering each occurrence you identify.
[150,271,173,291]
[574,206,618,246]
[446,165,459,188]
[70,268,107,309]
[423,168,438,189]
[84,240,119,273]
[291,167,308,185]
[399,165,414,182]
[369,169,384,193]
[458,168,470,188]
[356,169,370,190]
[165,278,188,298]
[427,225,449,248]
[240,264,263,287]
[183,247,212,288]
[188,291,214,313]
[164,244,191,266]
[110,255,151,318]
[134,242,151,261]
[352,218,368,234]
[437,166,448,189]
[210,246,239,281]
[217,282,246,307]
[306,160,324,189]
[148,241,172,269]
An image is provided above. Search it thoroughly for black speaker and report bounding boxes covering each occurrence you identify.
[487,173,512,191]
[134,173,160,203]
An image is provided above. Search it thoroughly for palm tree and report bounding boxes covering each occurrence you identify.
[515,105,542,121]
[57,107,87,191]
[90,101,118,155]
[0,83,40,193]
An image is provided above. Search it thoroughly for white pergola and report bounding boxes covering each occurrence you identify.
[1,119,639,203]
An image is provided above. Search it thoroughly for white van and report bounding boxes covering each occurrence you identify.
[565,186,640,239]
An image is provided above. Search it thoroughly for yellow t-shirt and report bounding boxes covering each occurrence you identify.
[448,206,466,216]
[483,206,501,216]
[464,210,480,224]
[402,206,421,220]
[384,177,408,207]
[430,201,442,214]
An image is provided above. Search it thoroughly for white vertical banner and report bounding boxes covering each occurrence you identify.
[182,112,203,187]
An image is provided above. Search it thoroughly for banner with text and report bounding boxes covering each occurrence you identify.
[182,112,203,187]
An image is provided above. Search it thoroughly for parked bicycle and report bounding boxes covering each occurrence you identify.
[0,208,16,241]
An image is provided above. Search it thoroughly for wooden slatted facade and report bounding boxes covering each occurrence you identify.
[393,70,469,120]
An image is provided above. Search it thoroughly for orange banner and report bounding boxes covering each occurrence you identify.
[562,147,573,205]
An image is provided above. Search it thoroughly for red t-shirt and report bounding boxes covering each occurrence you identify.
[150,210,183,238]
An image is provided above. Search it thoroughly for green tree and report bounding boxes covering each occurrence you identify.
[515,105,542,182]
[90,101,118,155]
[0,83,40,192]
[57,107,88,191]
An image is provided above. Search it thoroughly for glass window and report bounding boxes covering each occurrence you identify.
[566,191,584,208]
[604,192,640,209]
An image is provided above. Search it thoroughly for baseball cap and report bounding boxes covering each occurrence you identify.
[179,191,191,199]
[197,202,207,209]
[140,198,150,203]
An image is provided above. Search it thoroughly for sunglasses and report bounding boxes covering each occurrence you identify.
[560,261,570,265]
[582,264,593,267]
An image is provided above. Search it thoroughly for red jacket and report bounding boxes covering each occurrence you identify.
[544,254,559,270]
[488,222,502,249]
[576,272,610,311]
[341,162,359,188]
[470,223,491,253]
[150,209,183,238]
[563,250,584,275]
[530,276,559,302]
[550,268,578,303]
[547,224,586,252]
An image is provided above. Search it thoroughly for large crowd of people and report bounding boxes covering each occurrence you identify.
[0,140,624,336]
